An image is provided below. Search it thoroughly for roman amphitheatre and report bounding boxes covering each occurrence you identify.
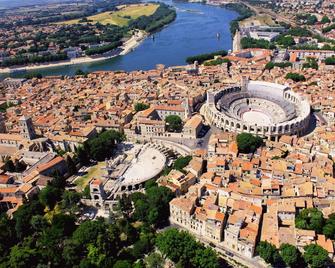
[201,79,311,140]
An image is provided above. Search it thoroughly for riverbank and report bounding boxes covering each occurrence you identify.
[0,31,148,74]
[0,1,238,79]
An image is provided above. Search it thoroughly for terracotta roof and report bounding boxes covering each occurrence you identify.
[36,156,64,173]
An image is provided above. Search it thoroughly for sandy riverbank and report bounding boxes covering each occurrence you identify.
[0,31,147,74]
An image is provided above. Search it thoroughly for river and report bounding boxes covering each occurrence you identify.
[1,0,239,78]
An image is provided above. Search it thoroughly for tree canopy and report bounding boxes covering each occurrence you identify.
[236,133,263,153]
[186,50,227,64]
[77,130,125,163]
[295,208,325,233]
[303,244,329,268]
[134,102,150,112]
[285,73,306,82]
[156,228,220,268]
[322,213,335,239]
[280,243,300,267]
[256,241,280,265]
[165,115,183,133]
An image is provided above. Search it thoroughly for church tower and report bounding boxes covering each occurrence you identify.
[19,115,36,140]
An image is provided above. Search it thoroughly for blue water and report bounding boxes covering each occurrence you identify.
[1,0,238,78]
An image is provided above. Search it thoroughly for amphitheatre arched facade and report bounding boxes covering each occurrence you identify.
[201,80,311,140]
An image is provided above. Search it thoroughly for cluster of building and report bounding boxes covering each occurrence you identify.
[0,42,334,265]
[168,129,335,262]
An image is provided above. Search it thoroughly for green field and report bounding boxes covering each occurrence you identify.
[240,14,277,27]
[59,3,159,26]
[75,162,106,191]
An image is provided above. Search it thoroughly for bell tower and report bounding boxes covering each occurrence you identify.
[19,115,36,140]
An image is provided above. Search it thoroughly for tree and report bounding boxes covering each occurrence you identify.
[38,185,62,209]
[192,247,219,268]
[306,14,317,25]
[134,102,149,112]
[280,243,300,267]
[325,56,335,65]
[147,208,159,225]
[145,252,164,268]
[236,133,263,153]
[52,213,76,237]
[9,241,38,268]
[86,243,107,267]
[285,73,306,82]
[66,155,77,175]
[30,215,48,233]
[72,220,106,246]
[4,159,15,172]
[156,228,187,262]
[173,156,192,171]
[117,218,138,245]
[83,185,91,199]
[61,190,81,211]
[186,50,227,64]
[303,244,329,268]
[322,213,335,239]
[13,200,44,239]
[133,199,150,222]
[76,146,90,166]
[256,241,280,264]
[14,160,27,172]
[165,115,182,132]
[86,130,125,161]
[0,213,16,256]
[295,208,325,233]
[62,239,82,267]
[265,61,292,70]
[131,236,152,259]
[156,228,219,267]
[113,260,132,268]
[302,57,318,70]
[276,35,295,48]
[144,179,158,190]
[321,16,331,24]
[241,37,276,49]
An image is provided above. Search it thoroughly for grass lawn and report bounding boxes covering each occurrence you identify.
[240,14,277,27]
[75,161,105,191]
[58,3,159,26]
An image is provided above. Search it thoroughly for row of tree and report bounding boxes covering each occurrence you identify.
[285,72,306,82]
[1,53,68,67]
[85,41,122,56]
[186,50,228,64]
[240,37,276,50]
[203,58,230,66]
[156,228,220,268]
[257,241,329,268]
[265,61,292,70]
[129,4,176,33]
